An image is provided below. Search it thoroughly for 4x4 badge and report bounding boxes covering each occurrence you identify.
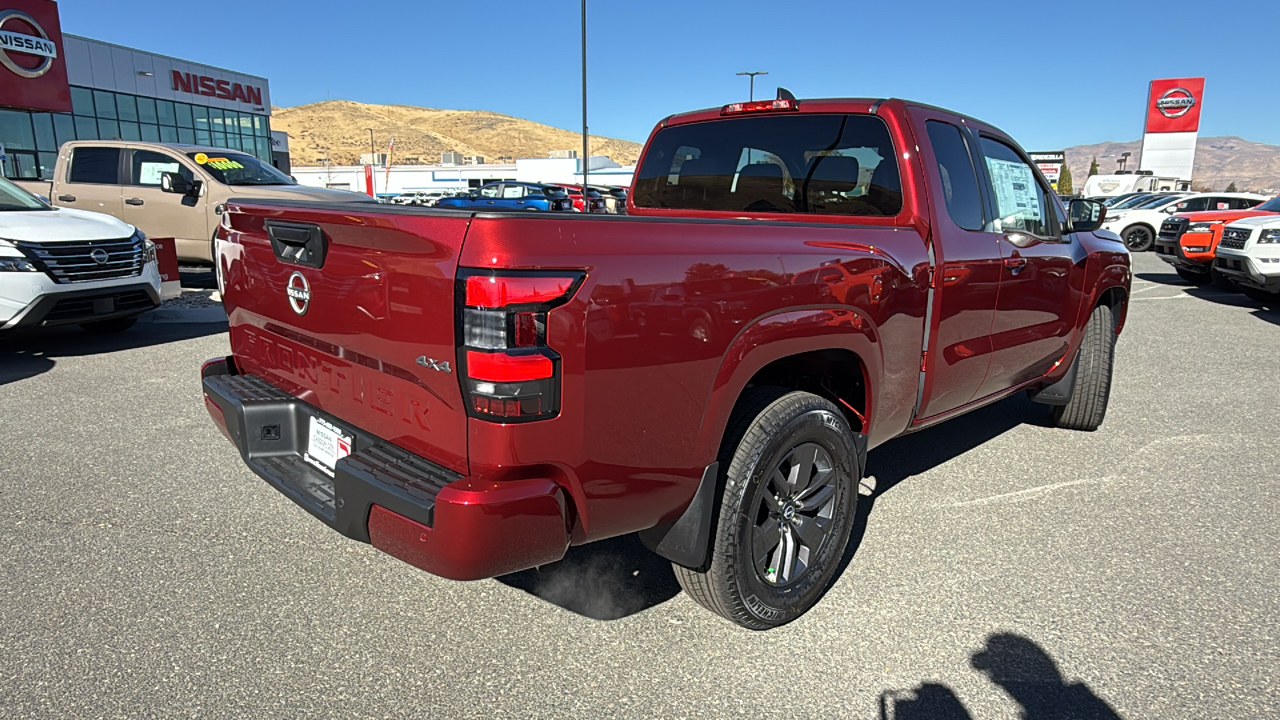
[416,356,452,373]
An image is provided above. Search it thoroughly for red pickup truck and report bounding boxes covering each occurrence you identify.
[201,97,1129,629]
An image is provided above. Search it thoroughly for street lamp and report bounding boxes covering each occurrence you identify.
[736,71,769,101]
[1118,151,1131,172]
[581,0,589,195]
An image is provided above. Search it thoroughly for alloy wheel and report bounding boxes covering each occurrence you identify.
[751,443,839,585]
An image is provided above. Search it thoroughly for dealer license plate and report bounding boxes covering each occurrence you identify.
[304,416,353,476]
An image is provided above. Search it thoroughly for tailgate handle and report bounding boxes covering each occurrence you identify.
[265,220,328,269]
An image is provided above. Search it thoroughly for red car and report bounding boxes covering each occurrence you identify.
[1155,195,1280,285]
[551,183,607,212]
[201,97,1129,629]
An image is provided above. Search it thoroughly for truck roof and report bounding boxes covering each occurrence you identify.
[60,139,250,155]
[660,97,989,129]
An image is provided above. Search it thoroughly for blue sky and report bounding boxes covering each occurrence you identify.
[61,0,1280,150]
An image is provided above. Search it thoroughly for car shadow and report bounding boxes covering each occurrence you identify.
[881,632,1122,719]
[0,320,226,387]
[495,533,681,621]
[1134,270,1186,286]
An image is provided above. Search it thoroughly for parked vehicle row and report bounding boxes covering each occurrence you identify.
[1099,192,1267,251]
[1156,194,1280,303]
[201,95,1128,630]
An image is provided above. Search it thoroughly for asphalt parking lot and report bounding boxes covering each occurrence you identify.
[1,252,1277,719]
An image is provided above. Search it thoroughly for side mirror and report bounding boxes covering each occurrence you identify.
[1067,199,1106,233]
[160,171,188,194]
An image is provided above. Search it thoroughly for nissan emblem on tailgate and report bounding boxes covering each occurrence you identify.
[287,271,310,315]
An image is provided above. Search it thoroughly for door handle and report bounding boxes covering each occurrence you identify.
[1004,257,1027,275]
[58,194,75,202]
[125,198,144,206]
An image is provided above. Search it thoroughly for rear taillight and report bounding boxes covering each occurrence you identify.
[458,269,585,422]
[721,98,799,115]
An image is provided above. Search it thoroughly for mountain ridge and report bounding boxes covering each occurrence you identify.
[1063,135,1280,193]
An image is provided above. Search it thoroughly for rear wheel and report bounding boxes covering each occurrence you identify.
[1051,303,1115,431]
[673,388,860,630]
[1175,267,1211,286]
[1122,225,1155,252]
[80,316,137,334]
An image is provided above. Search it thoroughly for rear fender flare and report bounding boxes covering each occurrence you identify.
[694,306,883,467]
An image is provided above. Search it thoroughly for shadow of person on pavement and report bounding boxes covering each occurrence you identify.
[970,632,1122,720]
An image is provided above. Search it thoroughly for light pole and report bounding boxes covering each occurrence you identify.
[581,0,589,195]
[736,71,769,101]
[1118,151,1131,172]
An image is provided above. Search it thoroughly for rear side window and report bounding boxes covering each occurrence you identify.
[1231,197,1263,210]
[130,150,192,186]
[978,137,1054,237]
[925,121,984,230]
[1173,197,1210,213]
[68,147,120,184]
[632,113,902,217]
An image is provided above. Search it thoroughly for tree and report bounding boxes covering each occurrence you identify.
[1058,165,1074,195]
[1225,182,1239,192]
[1088,157,1099,176]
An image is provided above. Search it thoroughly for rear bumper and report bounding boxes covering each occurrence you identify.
[201,360,569,580]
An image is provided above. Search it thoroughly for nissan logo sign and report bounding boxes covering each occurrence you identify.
[1156,87,1196,119]
[0,9,57,79]
[90,249,110,265]
[286,271,311,316]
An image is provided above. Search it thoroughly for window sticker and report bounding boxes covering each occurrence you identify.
[140,161,180,185]
[985,158,1042,227]
[1217,202,1228,210]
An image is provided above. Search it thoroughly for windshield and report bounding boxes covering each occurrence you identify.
[1254,196,1280,212]
[1112,194,1159,209]
[1102,193,1139,206]
[186,152,295,186]
[1133,195,1185,210]
[0,176,48,211]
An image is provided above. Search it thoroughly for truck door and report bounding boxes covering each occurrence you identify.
[56,146,124,218]
[913,115,1004,419]
[973,135,1086,397]
[121,147,209,261]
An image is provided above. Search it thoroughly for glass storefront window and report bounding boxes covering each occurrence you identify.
[53,114,75,146]
[120,122,141,141]
[140,124,160,142]
[256,137,271,159]
[117,95,138,122]
[157,100,175,126]
[195,129,211,146]
[97,118,120,140]
[178,127,195,144]
[74,116,97,140]
[213,131,227,149]
[92,90,117,120]
[70,87,95,116]
[176,103,194,128]
[253,114,266,135]
[192,105,209,131]
[38,151,56,180]
[137,97,157,124]
[159,125,178,143]
[209,107,224,131]
[31,113,55,151]
[0,109,36,150]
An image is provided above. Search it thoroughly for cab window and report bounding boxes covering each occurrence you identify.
[978,137,1055,238]
[925,120,984,231]
[130,150,192,186]
[67,147,120,184]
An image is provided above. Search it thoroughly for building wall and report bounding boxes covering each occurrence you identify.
[1,34,272,182]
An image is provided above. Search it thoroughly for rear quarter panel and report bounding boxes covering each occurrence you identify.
[460,214,930,543]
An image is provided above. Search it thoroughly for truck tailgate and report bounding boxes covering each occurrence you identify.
[220,201,473,475]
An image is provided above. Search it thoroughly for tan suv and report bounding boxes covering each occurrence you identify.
[25,141,372,264]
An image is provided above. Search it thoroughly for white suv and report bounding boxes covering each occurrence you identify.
[1214,216,1280,304]
[0,177,161,333]
[1101,192,1268,252]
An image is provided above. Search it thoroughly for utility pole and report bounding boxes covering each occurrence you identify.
[736,71,769,101]
[366,128,374,164]
[581,0,589,196]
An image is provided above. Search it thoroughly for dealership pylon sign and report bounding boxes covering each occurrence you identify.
[0,0,70,112]
[1139,77,1205,182]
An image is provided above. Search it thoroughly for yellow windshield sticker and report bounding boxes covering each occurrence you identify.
[205,159,244,171]
[194,153,208,164]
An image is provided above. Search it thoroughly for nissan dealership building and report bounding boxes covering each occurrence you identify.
[0,0,278,183]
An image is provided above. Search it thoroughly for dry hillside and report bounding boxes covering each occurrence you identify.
[1064,136,1280,193]
[272,100,642,167]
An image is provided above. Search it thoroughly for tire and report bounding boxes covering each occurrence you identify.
[80,316,137,334]
[1241,286,1280,305]
[673,387,860,630]
[1051,303,1115,431]
[1121,225,1155,252]
[1175,267,1210,286]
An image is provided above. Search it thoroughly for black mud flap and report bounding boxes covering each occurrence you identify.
[1029,351,1079,406]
